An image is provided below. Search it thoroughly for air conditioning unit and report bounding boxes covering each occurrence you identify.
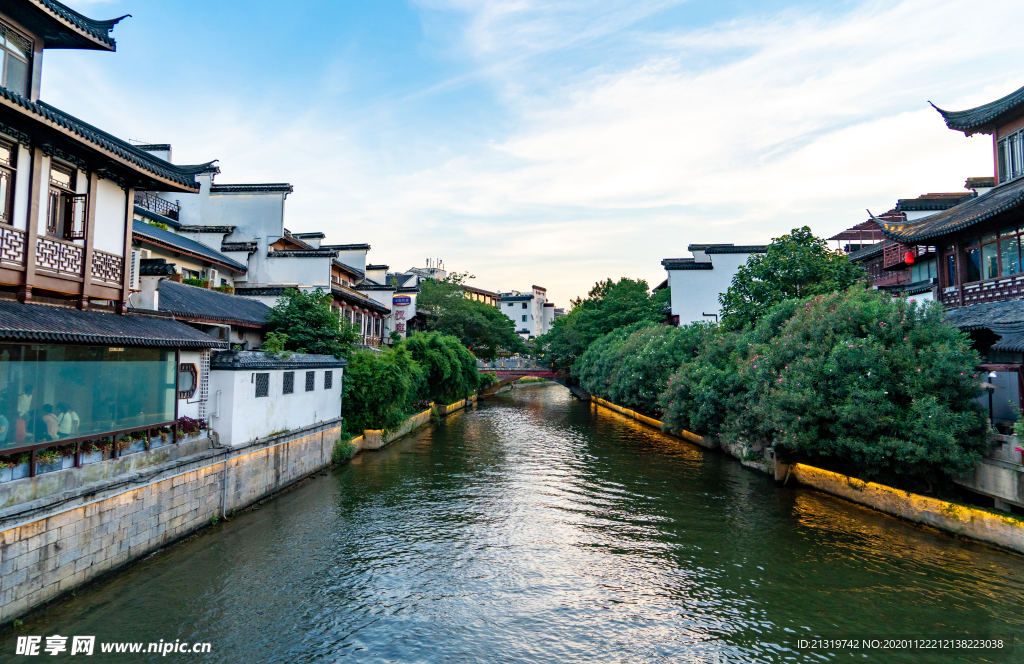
[208,268,219,286]
[129,250,141,291]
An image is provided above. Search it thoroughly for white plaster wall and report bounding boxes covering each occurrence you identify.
[209,367,343,446]
[176,349,203,421]
[501,300,533,336]
[264,255,331,288]
[668,253,751,325]
[906,291,935,307]
[335,249,367,273]
[93,178,127,255]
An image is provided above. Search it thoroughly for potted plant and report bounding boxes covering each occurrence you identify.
[119,432,146,455]
[35,448,62,474]
[95,437,113,460]
[177,417,207,443]
[0,457,13,483]
[80,441,104,465]
[11,453,29,480]
[58,444,76,469]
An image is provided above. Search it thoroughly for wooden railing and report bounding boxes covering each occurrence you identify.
[0,224,25,267]
[35,235,83,276]
[883,242,936,270]
[91,249,123,284]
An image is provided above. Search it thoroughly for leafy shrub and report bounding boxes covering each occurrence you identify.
[342,346,421,434]
[331,437,357,464]
[403,332,479,404]
[575,322,714,416]
[478,371,498,391]
[265,288,358,358]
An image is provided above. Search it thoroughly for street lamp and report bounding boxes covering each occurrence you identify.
[986,371,998,429]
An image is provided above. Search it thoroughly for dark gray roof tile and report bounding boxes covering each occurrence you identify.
[133,220,247,272]
[158,280,270,327]
[879,178,1024,243]
[210,350,346,370]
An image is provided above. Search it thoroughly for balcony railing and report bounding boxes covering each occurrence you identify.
[91,249,123,284]
[135,191,180,220]
[0,225,26,267]
[36,235,83,276]
[883,242,936,270]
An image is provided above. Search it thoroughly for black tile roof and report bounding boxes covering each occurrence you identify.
[877,278,935,296]
[879,178,1024,244]
[697,245,768,254]
[323,244,371,251]
[499,294,534,301]
[661,258,713,270]
[179,225,235,234]
[944,299,1024,332]
[139,258,176,276]
[992,332,1024,352]
[221,242,258,253]
[366,264,389,270]
[333,260,365,277]
[210,350,346,371]
[134,205,181,230]
[270,249,337,258]
[895,193,974,212]
[932,85,1024,135]
[133,220,247,272]
[210,183,294,194]
[0,300,226,348]
[26,0,126,50]
[158,280,270,327]
[358,284,397,291]
[0,89,214,191]
[330,287,390,315]
[395,286,420,294]
[846,243,884,263]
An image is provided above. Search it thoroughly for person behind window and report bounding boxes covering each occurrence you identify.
[17,384,32,418]
[41,404,58,441]
[55,402,79,439]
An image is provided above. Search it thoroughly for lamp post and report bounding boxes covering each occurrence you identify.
[987,371,998,429]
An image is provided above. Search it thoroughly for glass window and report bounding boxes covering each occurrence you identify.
[982,232,998,244]
[945,252,957,287]
[965,246,981,282]
[982,242,999,279]
[999,140,1008,183]
[0,344,175,452]
[1001,236,1021,276]
[1000,226,1018,236]
[0,22,30,98]
[0,138,12,224]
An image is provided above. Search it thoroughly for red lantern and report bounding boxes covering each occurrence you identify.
[904,251,915,265]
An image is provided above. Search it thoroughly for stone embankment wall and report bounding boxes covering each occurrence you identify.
[589,397,1024,556]
[0,420,342,624]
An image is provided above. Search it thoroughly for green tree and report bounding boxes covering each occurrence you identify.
[718,227,868,331]
[402,331,480,404]
[264,288,358,358]
[418,278,526,360]
[342,345,421,434]
[538,278,668,372]
[574,321,713,416]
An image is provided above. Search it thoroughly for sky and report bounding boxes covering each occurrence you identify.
[50,0,1024,307]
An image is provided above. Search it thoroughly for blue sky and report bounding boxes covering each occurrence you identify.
[55,0,1023,306]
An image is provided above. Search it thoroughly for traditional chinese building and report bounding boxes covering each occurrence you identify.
[873,84,1024,428]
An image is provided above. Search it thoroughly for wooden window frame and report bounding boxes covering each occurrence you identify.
[0,20,32,99]
[177,363,199,399]
[0,137,15,225]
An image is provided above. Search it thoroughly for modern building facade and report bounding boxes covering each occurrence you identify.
[498,285,555,338]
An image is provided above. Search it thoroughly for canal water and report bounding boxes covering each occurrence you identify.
[4,384,1023,663]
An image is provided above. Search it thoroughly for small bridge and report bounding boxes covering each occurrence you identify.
[478,368,590,400]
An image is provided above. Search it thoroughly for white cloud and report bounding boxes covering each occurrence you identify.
[46,0,1024,306]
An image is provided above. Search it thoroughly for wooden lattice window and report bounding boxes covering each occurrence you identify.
[324,371,333,390]
[283,371,294,395]
[305,371,315,392]
[177,363,198,399]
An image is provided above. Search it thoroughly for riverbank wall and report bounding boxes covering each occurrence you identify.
[589,397,1024,555]
[0,419,342,624]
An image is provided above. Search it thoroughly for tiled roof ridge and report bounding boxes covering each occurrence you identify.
[932,85,1024,134]
[210,183,294,194]
[210,349,347,370]
[132,220,246,272]
[0,90,214,190]
[32,0,127,49]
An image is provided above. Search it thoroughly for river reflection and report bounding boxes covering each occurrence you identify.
[3,384,1022,663]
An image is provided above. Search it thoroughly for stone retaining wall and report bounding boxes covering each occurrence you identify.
[589,396,1024,556]
[0,419,342,624]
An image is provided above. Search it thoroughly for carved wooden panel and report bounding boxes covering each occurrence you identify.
[36,236,83,275]
[0,225,25,266]
[91,250,123,284]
